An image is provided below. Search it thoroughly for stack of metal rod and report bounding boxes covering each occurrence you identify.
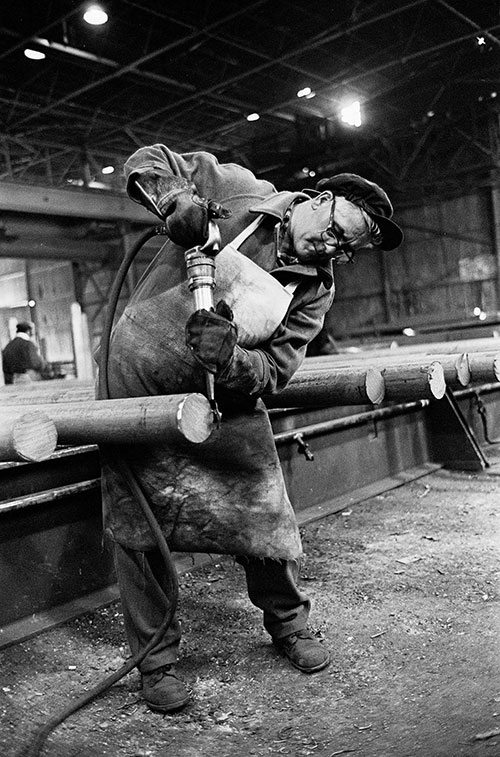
[0,335,499,462]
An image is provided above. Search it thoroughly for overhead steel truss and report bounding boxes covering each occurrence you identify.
[0,0,498,202]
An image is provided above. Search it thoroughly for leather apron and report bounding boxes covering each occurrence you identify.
[101,218,302,560]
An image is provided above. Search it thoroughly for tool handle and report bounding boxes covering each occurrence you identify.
[184,223,222,427]
[185,249,217,311]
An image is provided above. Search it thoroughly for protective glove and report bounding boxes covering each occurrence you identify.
[165,190,209,248]
[163,192,232,248]
[185,300,238,374]
[128,170,209,247]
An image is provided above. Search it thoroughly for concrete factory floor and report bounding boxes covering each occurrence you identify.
[1,450,500,757]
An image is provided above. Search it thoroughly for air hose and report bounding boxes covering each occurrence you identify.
[22,225,182,757]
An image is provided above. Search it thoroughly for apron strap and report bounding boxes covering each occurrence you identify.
[284,280,300,296]
[228,214,266,250]
[227,214,300,298]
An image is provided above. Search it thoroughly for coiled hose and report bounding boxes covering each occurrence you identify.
[22,225,181,757]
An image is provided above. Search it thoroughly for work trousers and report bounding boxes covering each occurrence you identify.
[114,542,311,674]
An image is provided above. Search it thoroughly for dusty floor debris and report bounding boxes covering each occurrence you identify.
[1,462,500,756]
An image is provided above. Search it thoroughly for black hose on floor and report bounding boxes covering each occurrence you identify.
[21,225,181,757]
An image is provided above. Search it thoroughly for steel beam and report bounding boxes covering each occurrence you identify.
[0,182,153,222]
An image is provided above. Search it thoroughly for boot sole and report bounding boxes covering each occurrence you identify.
[286,653,330,673]
[274,642,331,673]
[144,693,191,713]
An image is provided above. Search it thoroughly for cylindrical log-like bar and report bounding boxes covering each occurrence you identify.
[268,358,445,407]
[303,352,470,388]
[380,360,446,401]
[1,372,387,409]
[0,409,58,462]
[1,358,447,415]
[306,349,500,388]
[0,380,95,405]
[467,351,500,384]
[4,393,214,446]
[266,366,386,407]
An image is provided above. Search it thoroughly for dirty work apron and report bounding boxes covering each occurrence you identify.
[102,218,302,560]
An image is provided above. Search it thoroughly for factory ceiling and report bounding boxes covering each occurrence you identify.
[0,0,499,212]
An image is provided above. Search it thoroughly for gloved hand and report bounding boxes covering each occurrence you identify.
[186,300,238,374]
[166,195,232,247]
[165,190,209,248]
[129,171,209,247]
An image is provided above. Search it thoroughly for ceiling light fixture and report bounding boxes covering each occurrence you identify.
[83,4,109,25]
[24,48,46,60]
[297,87,316,99]
[340,100,362,127]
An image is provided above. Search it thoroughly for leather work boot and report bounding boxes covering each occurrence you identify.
[141,664,190,713]
[273,629,330,673]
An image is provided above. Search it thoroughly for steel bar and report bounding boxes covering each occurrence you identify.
[2,393,214,447]
[303,352,471,388]
[467,352,500,384]
[1,370,387,408]
[266,366,386,407]
[0,409,58,462]
[291,360,446,402]
[380,361,446,401]
[1,358,447,413]
[307,349,500,389]
[0,380,95,405]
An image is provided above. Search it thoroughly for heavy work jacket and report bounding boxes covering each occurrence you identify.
[2,335,43,384]
[100,145,335,559]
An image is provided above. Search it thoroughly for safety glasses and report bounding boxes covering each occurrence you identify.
[320,203,356,263]
[320,196,381,263]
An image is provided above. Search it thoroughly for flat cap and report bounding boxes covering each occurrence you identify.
[316,173,403,250]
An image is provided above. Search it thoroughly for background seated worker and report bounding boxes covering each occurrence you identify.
[100,143,403,714]
[2,321,46,385]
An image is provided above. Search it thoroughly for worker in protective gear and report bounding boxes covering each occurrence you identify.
[100,144,403,713]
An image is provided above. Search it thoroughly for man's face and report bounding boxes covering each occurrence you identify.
[290,192,377,264]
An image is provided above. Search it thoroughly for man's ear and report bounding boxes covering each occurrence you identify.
[311,190,333,210]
